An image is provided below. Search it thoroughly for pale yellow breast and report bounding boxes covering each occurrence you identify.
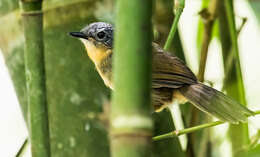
[81,38,109,65]
[81,38,113,89]
[96,68,114,90]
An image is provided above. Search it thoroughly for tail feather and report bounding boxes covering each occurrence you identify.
[179,83,254,124]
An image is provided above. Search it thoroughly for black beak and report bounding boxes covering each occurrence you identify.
[69,32,88,39]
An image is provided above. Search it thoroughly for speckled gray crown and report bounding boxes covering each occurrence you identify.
[81,22,114,48]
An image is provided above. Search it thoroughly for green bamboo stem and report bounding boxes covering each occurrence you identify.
[224,0,246,105]
[221,17,247,91]
[20,1,50,157]
[111,0,153,157]
[153,121,224,141]
[164,0,185,51]
[153,110,260,141]
[232,130,260,155]
[221,1,247,104]
[221,1,250,154]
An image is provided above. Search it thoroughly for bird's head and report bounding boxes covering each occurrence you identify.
[69,22,113,65]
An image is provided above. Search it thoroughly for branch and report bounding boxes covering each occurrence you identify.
[153,110,260,141]
[190,0,221,128]
[15,138,28,157]
[197,0,221,82]
[188,1,221,153]
[164,0,185,51]
[222,17,247,91]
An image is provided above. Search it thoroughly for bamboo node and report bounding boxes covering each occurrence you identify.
[174,130,180,135]
[110,132,153,139]
[21,10,43,16]
[111,115,153,130]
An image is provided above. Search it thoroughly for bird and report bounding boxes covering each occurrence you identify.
[69,22,254,124]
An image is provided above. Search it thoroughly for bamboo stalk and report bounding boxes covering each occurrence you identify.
[218,0,250,155]
[224,0,247,105]
[153,110,260,141]
[221,17,247,91]
[191,0,221,127]
[189,0,221,133]
[197,0,220,82]
[188,1,221,156]
[110,0,153,157]
[164,0,185,51]
[20,1,50,157]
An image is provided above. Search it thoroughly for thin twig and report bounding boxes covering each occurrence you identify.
[164,0,185,51]
[153,121,223,141]
[222,17,247,90]
[15,138,28,157]
[153,110,260,141]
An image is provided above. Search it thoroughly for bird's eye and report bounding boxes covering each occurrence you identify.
[96,31,106,40]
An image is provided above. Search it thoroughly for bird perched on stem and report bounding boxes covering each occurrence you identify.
[69,22,254,124]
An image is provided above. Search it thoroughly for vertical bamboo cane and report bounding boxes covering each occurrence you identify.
[20,1,50,157]
[219,1,249,155]
[224,0,247,105]
[110,0,153,157]
[164,0,185,52]
[188,1,221,156]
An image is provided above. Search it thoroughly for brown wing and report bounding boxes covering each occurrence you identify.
[152,43,197,89]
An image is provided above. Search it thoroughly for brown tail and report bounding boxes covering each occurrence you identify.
[179,83,254,124]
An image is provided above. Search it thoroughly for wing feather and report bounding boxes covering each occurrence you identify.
[152,43,197,89]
